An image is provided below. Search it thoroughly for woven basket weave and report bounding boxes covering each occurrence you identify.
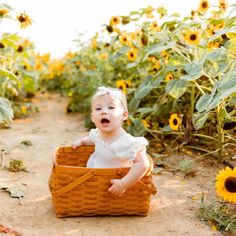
[49,146,157,217]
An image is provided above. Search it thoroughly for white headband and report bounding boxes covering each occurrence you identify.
[93,86,127,110]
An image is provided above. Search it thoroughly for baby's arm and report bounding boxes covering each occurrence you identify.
[108,150,150,196]
[72,136,94,149]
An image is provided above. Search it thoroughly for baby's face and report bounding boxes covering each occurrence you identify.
[91,94,128,134]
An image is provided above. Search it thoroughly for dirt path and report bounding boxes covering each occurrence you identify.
[0,93,223,236]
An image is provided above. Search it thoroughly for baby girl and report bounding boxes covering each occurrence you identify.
[72,86,150,196]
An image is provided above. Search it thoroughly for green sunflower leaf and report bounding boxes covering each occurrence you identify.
[165,79,187,98]
[0,97,14,125]
[192,112,209,130]
[196,86,217,112]
[0,69,21,87]
[206,76,236,111]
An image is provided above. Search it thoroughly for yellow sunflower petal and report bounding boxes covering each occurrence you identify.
[169,113,181,131]
[215,167,236,203]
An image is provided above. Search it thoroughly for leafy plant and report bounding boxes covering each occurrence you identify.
[198,196,236,233]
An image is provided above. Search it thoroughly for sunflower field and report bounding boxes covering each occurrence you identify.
[41,0,236,161]
[1,0,236,234]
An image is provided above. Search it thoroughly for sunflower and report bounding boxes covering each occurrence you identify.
[116,80,127,94]
[144,6,154,18]
[34,61,43,70]
[65,51,75,59]
[142,119,150,128]
[121,16,130,25]
[212,22,225,31]
[150,64,161,74]
[106,25,113,33]
[41,53,50,63]
[99,53,108,60]
[165,73,174,81]
[149,21,160,32]
[190,10,197,20]
[21,105,27,115]
[169,114,181,131]
[215,167,236,203]
[16,12,32,29]
[148,56,158,64]
[198,0,210,14]
[141,34,148,46]
[0,9,9,15]
[110,16,120,26]
[0,42,5,48]
[207,41,221,49]
[219,0,228,12]
[16,45,24,52]
[125,119,132,126]
[161,51,169,64]
[134,30,142,38]
[119,33,131,46]
[183,29,201,46]
[205,25,215,37]
[126,48,138,61]
[125,80,132,88]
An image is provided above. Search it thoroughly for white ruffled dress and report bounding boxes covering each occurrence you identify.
[86,128,148,168]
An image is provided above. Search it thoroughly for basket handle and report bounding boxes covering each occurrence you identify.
[51,169,96,197]
[136,180,157,195]
[117,170,157,195]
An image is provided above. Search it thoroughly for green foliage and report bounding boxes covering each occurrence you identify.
[0,97,13,125]
[198,197,236,233]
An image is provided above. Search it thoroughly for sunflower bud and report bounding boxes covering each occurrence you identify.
[141,34,148,46]
[0,42,5,48]
[106,25,113,33]
[17,45,24,52]
[121,16,130,25]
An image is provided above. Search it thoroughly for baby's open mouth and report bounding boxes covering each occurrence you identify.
[101,118,110,124]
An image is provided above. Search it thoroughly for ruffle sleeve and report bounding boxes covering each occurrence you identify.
[113,134,148,162]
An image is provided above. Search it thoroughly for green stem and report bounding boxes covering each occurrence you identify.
[183,145,219,157]
[190,85,195,116]
[147,129,217,141]
[193,81,205,95]
[216,105,224,162]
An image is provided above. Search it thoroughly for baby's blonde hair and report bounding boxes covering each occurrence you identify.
[92,86,128,111]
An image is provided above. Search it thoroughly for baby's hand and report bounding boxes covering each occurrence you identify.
[72,139,82,149]
[108,179,127,196]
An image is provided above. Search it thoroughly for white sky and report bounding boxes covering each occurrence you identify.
[0,0,231,58]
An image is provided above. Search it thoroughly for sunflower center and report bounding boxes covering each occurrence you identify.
[225,177,236,193]
[19,15,27,23]
[130,53,134,57]
[220,3,226,9]
[202,1,208,8]
[190,34,197,41]
[141,35,148,46]
[173,118,178,125]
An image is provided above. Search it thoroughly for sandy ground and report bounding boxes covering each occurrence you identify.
[0,93,226,236]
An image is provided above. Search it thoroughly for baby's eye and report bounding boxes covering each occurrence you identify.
[108,106,115,109]
[95,107,101,111]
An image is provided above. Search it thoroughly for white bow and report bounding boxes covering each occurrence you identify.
[95,86,127,109]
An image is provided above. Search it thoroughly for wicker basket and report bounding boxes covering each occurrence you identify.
[49,146,157,217]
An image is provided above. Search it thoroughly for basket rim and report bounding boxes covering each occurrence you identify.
[53,146,134,174]
[53,145,153,176]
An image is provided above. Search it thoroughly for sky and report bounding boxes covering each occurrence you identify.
[0,0,229,58]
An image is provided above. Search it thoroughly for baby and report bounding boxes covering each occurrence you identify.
[72,86,150,196]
